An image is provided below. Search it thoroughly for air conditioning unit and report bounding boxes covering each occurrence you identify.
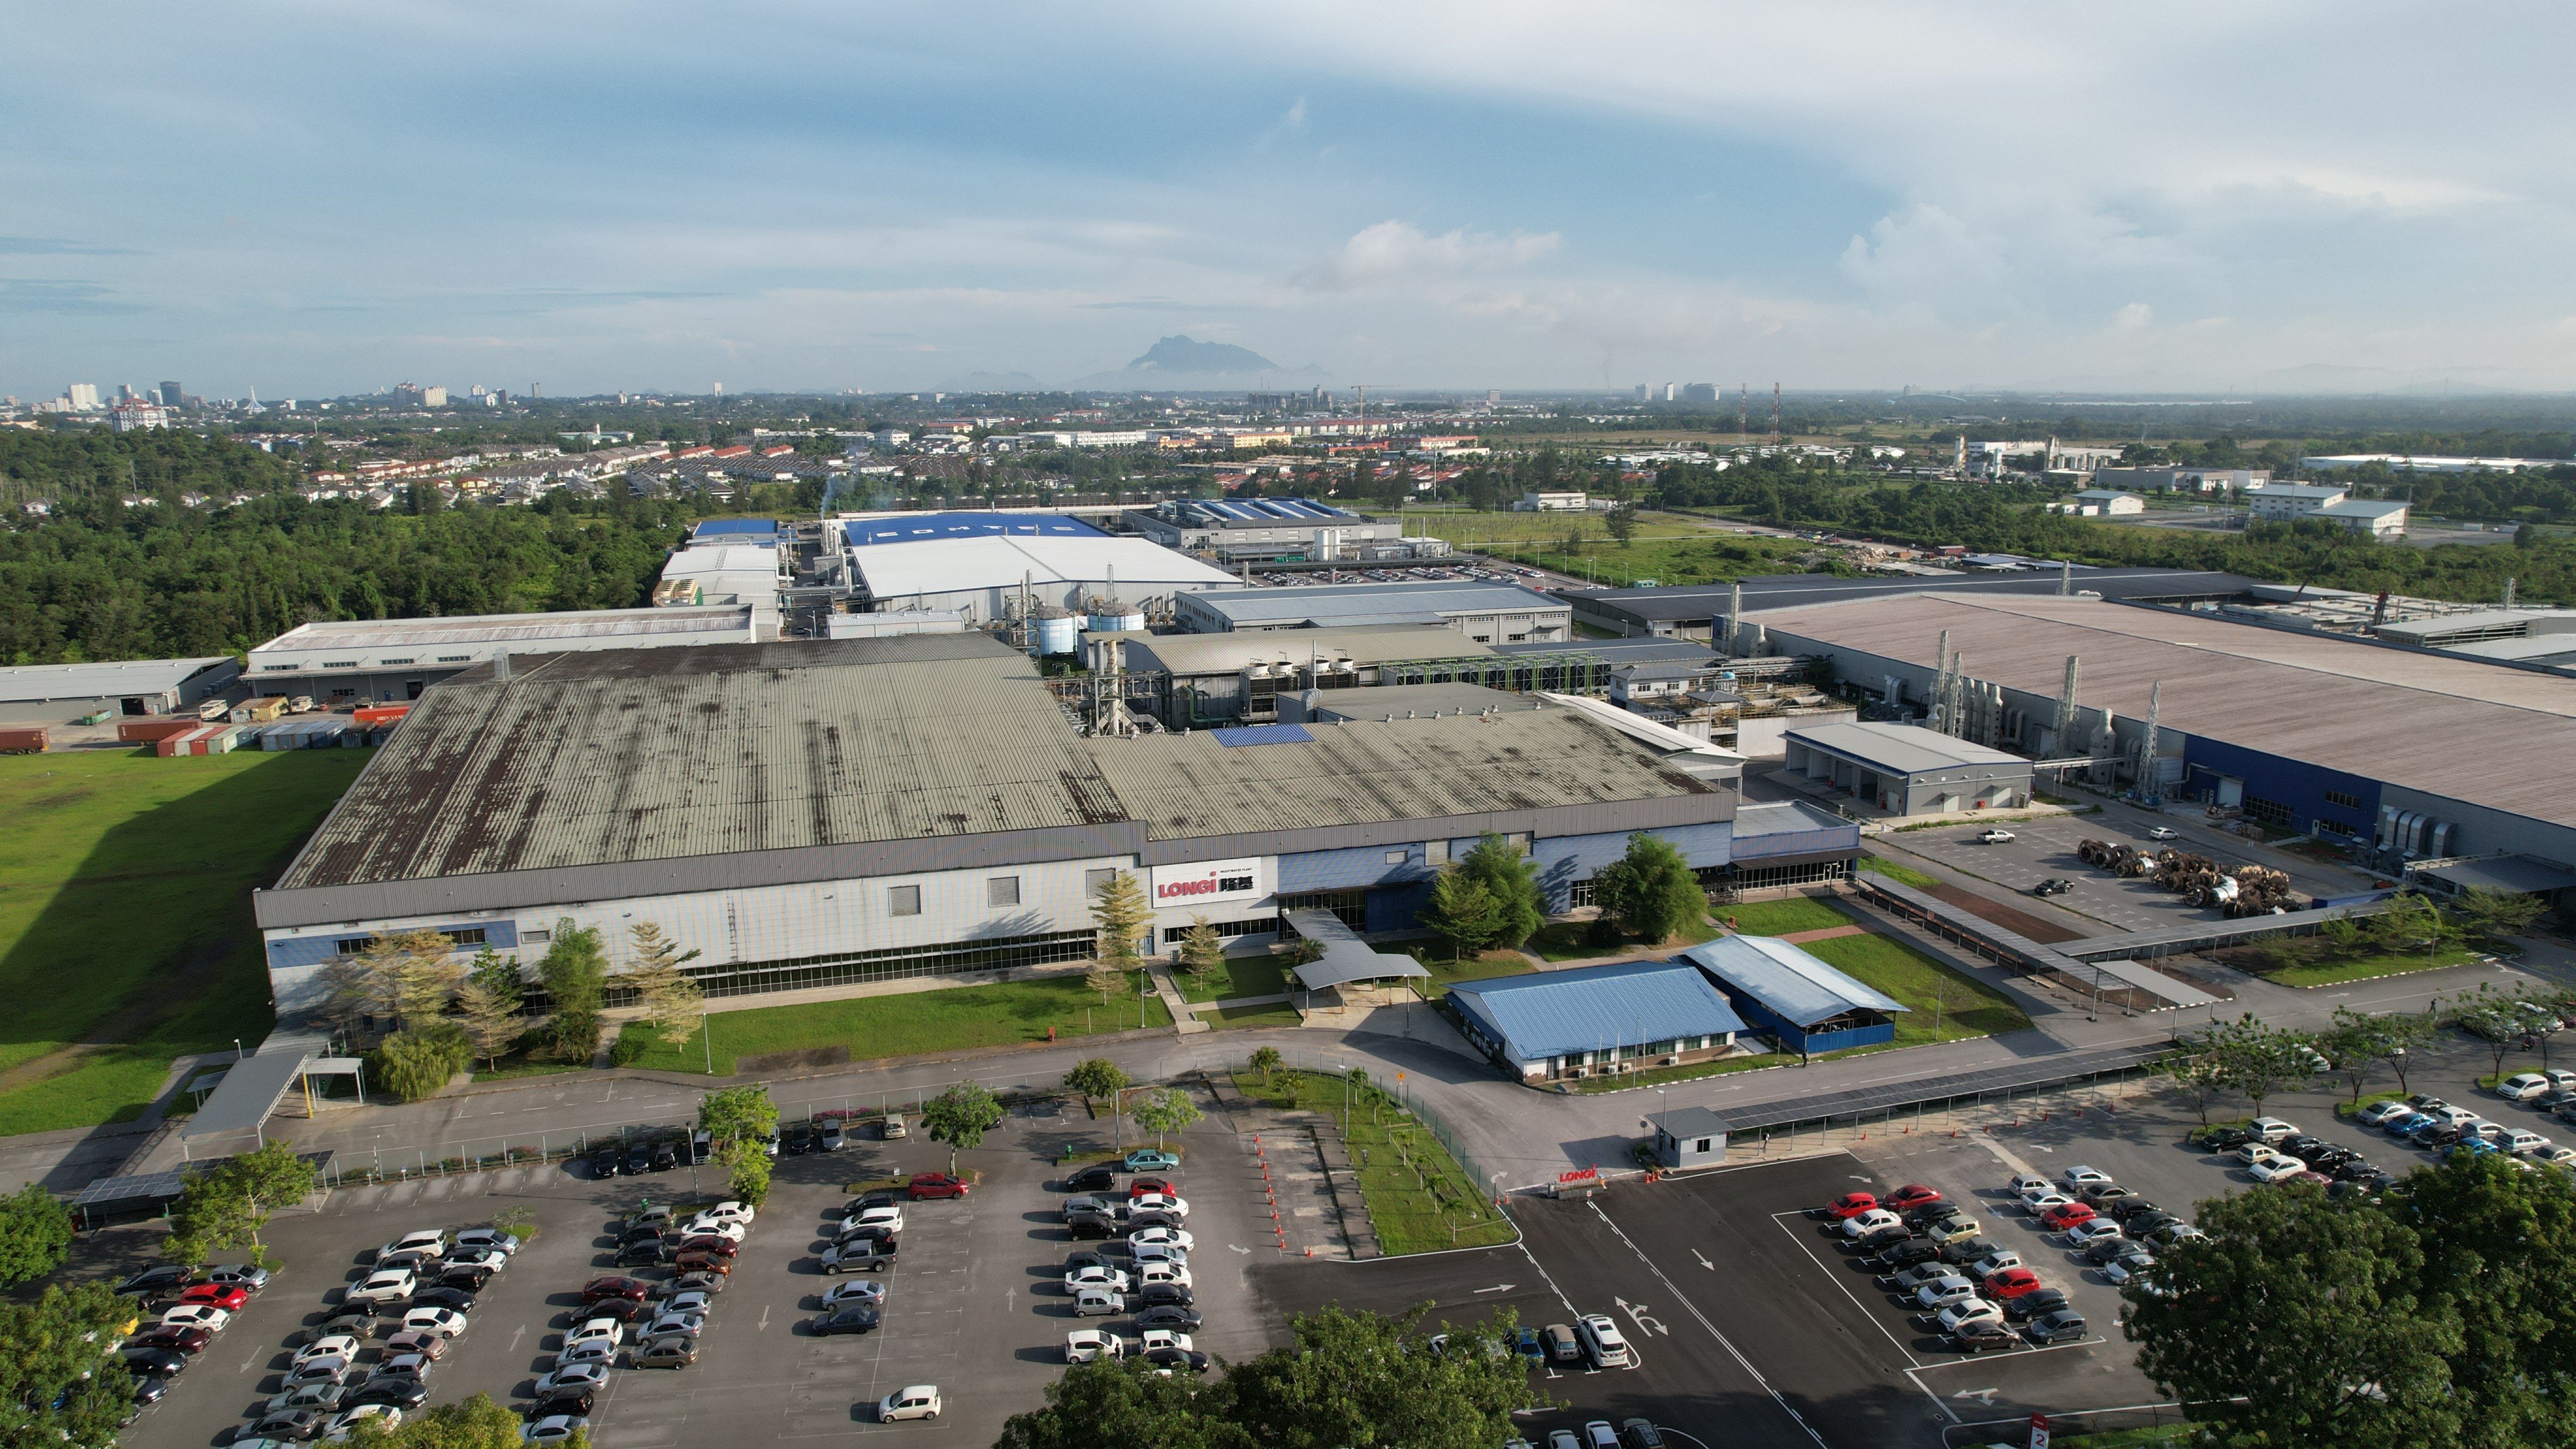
[1658,1056,1679,1067]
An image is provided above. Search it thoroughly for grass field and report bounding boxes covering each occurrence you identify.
[1716,896,1855,936]
[1175,953,1290,1004]
[1397,943,1538,997]
[2268,945,2487,988]
[1799,933,2033,1044]
[0,749,370,1135]
[1205,1002,1301,1030]
[1396,507,1816,587]
[623,972,1172,1076]
[1857,853,1940,889]
[1231,1068,1514,1255]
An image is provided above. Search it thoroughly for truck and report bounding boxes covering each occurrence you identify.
[0,727,47,755]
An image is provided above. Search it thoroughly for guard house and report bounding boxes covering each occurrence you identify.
[1679,935,1907,1055]
[1646,1105,1730,1169]
[1782,721,2032,816]
[1445,959,1748,1083]
[1280,908,1430,1008]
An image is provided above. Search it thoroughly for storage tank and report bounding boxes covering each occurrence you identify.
[1085,596,1145,635]
[1033,606,1082,657]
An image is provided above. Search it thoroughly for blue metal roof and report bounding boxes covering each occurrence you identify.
[1209,723,1313,748]
[1679,936,1909,1028]
[843,513,1106,548]
[1446,960,1749,1063]
[693,518,780,538]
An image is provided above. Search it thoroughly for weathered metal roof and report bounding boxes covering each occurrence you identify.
[277,634,1120,889]
[1085,709,1715,843]
[0,656,233,702]
[1679,935,1909,1027]
[1108,625,1496,675]
[1185,579,1564,626]
[1567,568,2255,622]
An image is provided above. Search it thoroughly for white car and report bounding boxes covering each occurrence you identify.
[1065,1329,1124,1363]
[400,1306,469,1338]
[822,1280,885,1309]
[1841,1208,1904,1240]
[2145,826,2179,840]
[377,1230,448,1263]
[1064,1265,1131,1294]
[1130,1192,1189,1219]
[2250,1117,2298,1143]
[548,1338,618,1372]
[1914,1276,1979,1309]
[1575,1314,1633,1368]
[880,1385,941,1422]
[1130,1241,1189,1267]
[679,1217,748,1243]
[531,1362,610,1398]
[2540,1147,2576,1169]
[2005,1172,2051,1197]
[2358,1101,2416,1129]
[2058,1165,2114,1191]
[2248,1154,2311,1184]
[523,1416,589,1445]
[158,1304,231,1333]
[1128,1226,1196,1252]
[1935,1299,2002,1333]
[1136,1262,1194,1290]
[565,1317,625,1349]
[445,1246,511,1275]
[838,1206,904,1236]
[450,1228,521,1255]
[1138,1329,1196,1356]
[2506,1130,2555,1156]
[2236,1141,2285,1166]
[638,1311,705,1341]
[2063,1219,2125,1248]
[696,1200,757,1226]
[1967,1251,2023,1279]
[348,1270,415,1305]
[2019,1190,2076,1216]
[294,1335,364,1369]
[2498,1074,2553,1101]
[326,1405,402,1440]
[1977,829,2015,843]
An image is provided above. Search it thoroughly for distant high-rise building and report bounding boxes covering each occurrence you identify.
[66,384,99,411]
[107,399,170,432]
[1662,383,1679,402]
[1487,389,1501,404]
[421,386,448,408]
[1635,384,1650,401]
[1682,382,1718,404]
[158,381,184,408]
[392,382,427,407]
[530,383,540,397]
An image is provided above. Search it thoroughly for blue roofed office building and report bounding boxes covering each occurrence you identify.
[843,511,1105,547]
[1679,935,1909,1056]
[1126,498,1441,563]
[1446,960,1750,1084]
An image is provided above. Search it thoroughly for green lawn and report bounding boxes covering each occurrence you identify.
[0,749,370,1135]
[1799,933,2034,1044]
[1716,896,1854,936]
[1206,1002,1302,1030]
[623,972,1172,1075]
[1397,943,1538,997]
[2270,946,2487,988]
[1231,1069,1515,1255]
[1857,853,1939,889]
[1574,1052,1801,1092]
[1175,952,1290,1004]
[1524,911,1719,962]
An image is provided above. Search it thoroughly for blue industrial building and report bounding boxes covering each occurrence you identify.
[843,512,1105,547]
[1447,960,1750,1083]
[1679,935,1908,1056]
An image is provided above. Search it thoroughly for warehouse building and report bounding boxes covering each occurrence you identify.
[1447,960,1748,1084]
[1124,498,1438,563]
[1081,625,1607,728]
[1175,579,1572,642]
[245,606,764,704]
[652,544,782,611]
[253,633,1743,1013]
[837,513,1236,620]
[1680,935,1908,1055]
[1564,569,2255,641]
[0,657,241,725]
[1755,592,2576,875]
[1783,721,2035,816]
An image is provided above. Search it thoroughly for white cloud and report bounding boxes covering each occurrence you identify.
[1293,221,1561,292]
[2110,303,2153,333]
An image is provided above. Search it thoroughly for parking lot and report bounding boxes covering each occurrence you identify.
[113,1085,1277,1448]
[1886,816,2367,937]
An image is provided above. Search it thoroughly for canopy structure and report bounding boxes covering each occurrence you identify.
[182,1030,364,1145]
[1281,909,1431,993]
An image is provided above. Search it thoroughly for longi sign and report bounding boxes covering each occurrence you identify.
[1150,858,1263,908]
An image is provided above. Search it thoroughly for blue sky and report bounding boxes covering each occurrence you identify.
[5,1,2570,399]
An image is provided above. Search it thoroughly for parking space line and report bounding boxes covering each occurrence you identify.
[1762,1211,1921,1371]
[1906,1335,2112,1370]
[1582,1200,1830,1449]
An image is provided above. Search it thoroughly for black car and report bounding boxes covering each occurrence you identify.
[2126,1213,2180,1236]
[1136,1282,1195,1309]
[2024,1309,2089,1345]
[1902,1201,1963,1230]
[589,1146,622,1179]
[2198,1127,2252,1152]
[1621,1421,1667,1449]
[784,1122,816,1155]
[1064,1164,1121,1194]
[129,1376,169,1415]
[809,1305,882,1336]
[438,1265,494,1292]
[1871,1241,1943,1270]
[2107,1197,2162,1223]
[115,1265,194,1298]
[348,1376,432,1411]
[650,1139,680,1173]
[410,1286,477,1313]
[836,1224,897,1250]
[1938,1236,1999,1266]
[2421,1124,2467,1148]
[532,1389,596,1418]
[847,1191,900,1214]
[2003,1287,2070,1323]
[1850,1223,1913,1252]
[1143,1345,1211,1374]
[1128,1209,1183,1232]
[2029,878,2075,896]
[616,1241,667,1269]
[2281,1136,2330,1160]
[1067,1213,1118,1240]
[2310,1148,2362,1173]
[589,1297,658,1323]
[1065,1250,1119,1275]
[1131,1305,1202,1332]
[118,1346,187,1379]
[2082,1236,2134,1265]
[625,1140,657,1175]
[1948,1320,2019,1353]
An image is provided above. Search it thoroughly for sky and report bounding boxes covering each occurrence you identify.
[5,1,2572,399]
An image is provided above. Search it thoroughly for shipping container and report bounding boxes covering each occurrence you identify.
[231,697,287,724]
[352,705,411,726]
[117,718,201,744]
[0,727,47,755]
[78,709,113,726]
[155,724,221,758]
[259,721,308,751]
[196,700,230,721]
[304,722,347,748]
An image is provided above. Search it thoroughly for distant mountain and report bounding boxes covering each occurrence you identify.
[1127,335,1277,375]
[1063,335,1331,392]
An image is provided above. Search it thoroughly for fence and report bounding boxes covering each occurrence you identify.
[1222,1045,1507,1209]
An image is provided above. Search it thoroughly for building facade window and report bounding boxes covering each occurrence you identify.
[2324,789,2363,811]
[440,928,486,948]
[1162,916,1278,944]
[2243,795,2294,829]
[1424,840,1450,865]
[987,876,1021,908]
[1085,869,1117,898]
[887,885,921,917]
[522,928,552,945]
[334,936,376,956]
[1384,849,1409,864]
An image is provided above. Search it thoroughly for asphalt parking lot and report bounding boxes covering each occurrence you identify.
[1887,816,2360,937]
[113,1087,1275,1448]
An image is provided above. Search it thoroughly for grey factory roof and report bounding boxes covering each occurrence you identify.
[1679,935,1909,1028]
[1730,799,1855,839]
[1101,624,1496,675]
[1184,579,1565,628]
[1787,721,2030,775]
[1755,593,2576,830]
[1565,568,2257,623]
[1496,636,1715,666]
[276,633,1119,890]
[0,656,233,702]
[251,606,755,655]
[1448,960,1749,1062]
[2415,856,2576,896]
[1085,708,1719,843]
[1299,682,1525,722]
[2372,610,2576,646]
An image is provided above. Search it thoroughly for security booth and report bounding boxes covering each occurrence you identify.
[1646,1106,1729,1169]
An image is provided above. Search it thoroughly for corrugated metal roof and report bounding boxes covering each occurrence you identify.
[1448,960,1750,1061]
[0,656,232,702]
[847,535,1235,597]
[1680,935,1909,1027]
[1187,579,1565,626]
[1110,625,1496,674]
[1086,709,1715,842]
[252,608,752,655]
[1756,594,2576,829]
[1567,568,2255,622]
[843,512,1105,547]
[1787,721,2028,773]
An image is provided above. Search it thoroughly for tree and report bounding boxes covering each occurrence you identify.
[715,1137,772,1207]
[697,1085,778,1150]
[311,953,384,1041]
[0,1285,140,1449]
[465,948,524,1014]
[360,928,465,1031]
[2200,1014,2313,1118]
[165,1139,316,1265]
[921,1080,1004,1174]
[994,1359,1249,1449]
[2373,1009,2440,1096]
[450,974,520,1072]
[0,1181,74,1286]
[2456,986,2531,1084]
[1177,916,1226,978]
[336,1391,562,1447]
[1602,501,1638,545]
[2381,1150,2576,1448]
[2161,1047,2232,1127]
[1064,1058,1131,1134]
[1420,868,1502,962]
[2319,1008,2389,1104]
[623,921,704,1050]
[1091,870,1152,979]
[2450,886,2545,945]
[1455,832,1546,950]
[1131,1087,1203,1150]
[370,1023,472,1102]
[1248,1046,1282,1091]
[538,921,610,1061]
[1589,833,1706,945]
[1226,1305,1534,1449]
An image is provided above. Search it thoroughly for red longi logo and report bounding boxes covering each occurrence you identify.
[1158,874,1252,899]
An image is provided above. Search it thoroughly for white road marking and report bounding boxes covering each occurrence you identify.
[1765,1210,1923,1371]
[1692,1249,1714,1270]
[1615,1296,1668,1336]
[1472,1282,1517,1294]
[1586,1201,1828,1448]
[1953,1387,1999,1404]
[758,1305,771,1331]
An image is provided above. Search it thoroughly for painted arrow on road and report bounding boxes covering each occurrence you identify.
[1614,1296,1668,1336]
[1472,1283,1518,1294]
[1692,1250,1714,1270]
[1953,1388,1999,1405]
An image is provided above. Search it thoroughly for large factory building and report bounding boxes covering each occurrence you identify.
[251,633,1782,1014]
[1754,593,2576,880]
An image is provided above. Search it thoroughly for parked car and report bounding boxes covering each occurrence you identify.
[1949,1319,2021,1353]
[2064,1220,2124,1249]
[2025,1309,2090,1344]
[2498,1073,2553,1101]
[524,1414,591,1445]
[1071,1288,1125,1317]
[1575,1314,1633,1368]
[821,1241,896,1274]
[1883,1184,1942,1211]
[1135,1305,1202,1333]
[204,1264,272,1294]
[631,1339,698,1370]
[1065,1329,1124,1363]
[451,1227,519,1257]
[2002,1287,2070,1323]
[1871,1241,1944,1272]
[376,1231,447,1264]
[1841,1208,1904,1241]
[2145,826,2179,840]
[1977,829,2015,843]
[1902,1201,1964,1231]
[878,1386,941,1423]
[157,1304,231,1333]
[2249,1116,2298,1143]
[1984,1268,2045,1299]
[1821,1192,1879,1221]
[531,1363,610,1400]
[808,1306,882,1336]
[2030,879,2075,896]
[2102,1248,2157,1285]
[1063,1164,1120,1194]
[2249,1155,2312,1184]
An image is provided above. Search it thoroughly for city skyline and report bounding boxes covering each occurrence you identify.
[5,2,2570,400]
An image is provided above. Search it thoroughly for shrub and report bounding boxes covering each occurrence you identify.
[608,1024,652,1067]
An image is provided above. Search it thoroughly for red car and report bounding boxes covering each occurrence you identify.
[672,1252,733,1277]
[580,1276,652,1304]
[128,1324,213,1355]
[175,1284,249,1312]
[1884,1184,1943,1212]
[674,1235,739,1258]
[1984,1267,2045,1299]
[2039,1202,2097,1232]
[1824,1192,1879,1221]
[1128,1177,1177,1200]
[908,1173,972,1201]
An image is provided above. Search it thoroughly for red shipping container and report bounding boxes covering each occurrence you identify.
[117,717,201,743]
[0,726,46,755]
[155,724,221,757]
[353,705,411,726]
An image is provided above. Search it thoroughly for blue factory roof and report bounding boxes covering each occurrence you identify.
[1446,960,1748,1063]
[844,513,1106,548]
[1678,936,1909,1028]
[692,518,780,539]
[1180,497,1358,524]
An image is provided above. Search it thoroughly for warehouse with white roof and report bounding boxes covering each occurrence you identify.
[837,511,1236,619]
